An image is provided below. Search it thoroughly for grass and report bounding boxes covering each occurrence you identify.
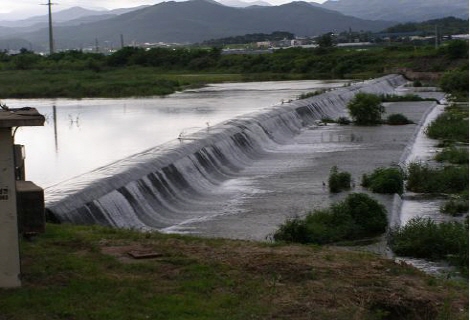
[0,69,247,98]
[406,162,469,194]
[435,146,469,165]
[273,193,388,245]
[425,104,469,143]
[0,224,467,320]
[389,217,469,276]
[328,166,352,193]
[361,167,404,194]
[0,69,313,98]
[386,113,414,125]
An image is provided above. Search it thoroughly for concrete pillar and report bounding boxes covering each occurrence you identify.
[0,128,21,287]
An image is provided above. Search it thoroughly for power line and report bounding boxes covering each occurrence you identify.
[41,0,57,54]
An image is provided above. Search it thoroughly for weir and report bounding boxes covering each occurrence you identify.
[45,74,407,230]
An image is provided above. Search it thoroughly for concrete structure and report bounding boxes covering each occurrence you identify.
[0,107,44,287]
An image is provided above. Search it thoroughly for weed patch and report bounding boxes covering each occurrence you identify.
[273,193,388,245]
[389,217,469,276]
[362,166,404,194]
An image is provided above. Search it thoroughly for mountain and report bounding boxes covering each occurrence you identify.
[1,0,394,50]
[0,6,150,28]
[321,0,469,22]
[217,0,272,7]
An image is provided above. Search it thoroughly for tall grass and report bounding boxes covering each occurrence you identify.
[0,69,245,98]
[425,105,469,143]
[435,146,469,164]
[406,162,468,194]
[389,217,468,275]
[328,166,351,193]
[362,167,404,194]
[379,93,436,102]
[385,113,414,125]
[273,193,388,244]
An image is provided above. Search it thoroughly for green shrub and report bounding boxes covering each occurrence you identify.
[435,146,469,164]
[425,108,469,143]
[336,116,351,125]
[298,90,325,99]
[328,166,351,193]
[321,117,335,124]
[440,69,469,96]
[272,216,311,244]
[273,193,388,244]
[362,167,404,194]
[440,197,469,216]
[347,92,384,125]
[379,93,429,102]
[386,113,414,125]
[332,193,388,238]
[389,217,468,275]
[406,162,469,194]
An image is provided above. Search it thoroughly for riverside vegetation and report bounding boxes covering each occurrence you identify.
[0,39,468,98]
[274,89,468,277]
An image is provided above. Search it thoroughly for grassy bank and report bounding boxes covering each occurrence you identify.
[0,43,467,98]
[0,69,313,99]
[0,70,251,98]
[0,224,467,320]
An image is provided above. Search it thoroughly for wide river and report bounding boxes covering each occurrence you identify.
[7,80,349,188]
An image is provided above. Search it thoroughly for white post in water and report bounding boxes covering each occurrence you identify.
[0,107,44,287]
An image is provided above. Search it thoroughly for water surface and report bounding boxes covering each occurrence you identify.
[8,80,348,187]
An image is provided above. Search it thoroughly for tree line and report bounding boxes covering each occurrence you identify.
[0,40,467,79]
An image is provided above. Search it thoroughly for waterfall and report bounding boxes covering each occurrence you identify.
[45,74,407,229]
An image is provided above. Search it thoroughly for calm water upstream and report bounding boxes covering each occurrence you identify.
[7,80,349,188]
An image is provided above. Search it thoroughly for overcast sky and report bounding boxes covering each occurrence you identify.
[2,0,327,18]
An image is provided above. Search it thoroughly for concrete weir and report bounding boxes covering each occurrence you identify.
[45,75,411,234]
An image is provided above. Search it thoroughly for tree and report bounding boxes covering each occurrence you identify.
[347,92,384,125]
[316,33,335,48]
[440,68,469,95]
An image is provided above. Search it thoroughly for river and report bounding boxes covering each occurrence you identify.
[7,80,349,188]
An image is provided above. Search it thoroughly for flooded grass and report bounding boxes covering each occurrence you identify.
[389,217,468,276]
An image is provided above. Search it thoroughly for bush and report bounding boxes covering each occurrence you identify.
[379,93,429,102]
[347,92,384,125]
[328,166,351,193]
[386,113,414,125]
[440,197,469,216]
[406,162,469,194]
[362,167,404,194]
[336,116,351,125]
[435,146,469,164]
[425,108,469,143]
[273,193,388,244]
[389,217,468,275]
[272,216,311,244]
[332,193,388,238]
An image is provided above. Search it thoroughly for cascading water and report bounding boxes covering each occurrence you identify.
[45,74,407,230]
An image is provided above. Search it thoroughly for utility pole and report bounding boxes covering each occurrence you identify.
[42,0,56,55]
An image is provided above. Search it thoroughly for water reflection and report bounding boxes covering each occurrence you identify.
[9,80,349,187]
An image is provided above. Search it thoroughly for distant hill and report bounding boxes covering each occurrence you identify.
[0,0,394,50]
[321,0,469,22]
[217,0,272,7]
[0,6,150,28]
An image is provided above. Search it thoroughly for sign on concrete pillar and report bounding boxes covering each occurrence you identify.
[0,127,21,287]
